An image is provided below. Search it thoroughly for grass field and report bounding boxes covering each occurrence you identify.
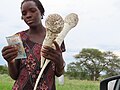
[0,74,100,90]
[0,74,14,90]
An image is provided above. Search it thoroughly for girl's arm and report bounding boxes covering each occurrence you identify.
[2,45,20,80]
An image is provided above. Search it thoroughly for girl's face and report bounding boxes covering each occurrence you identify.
[21,1,42,27]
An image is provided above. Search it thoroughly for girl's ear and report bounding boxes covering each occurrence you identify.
[21,16,23,20]
[41,14,44,19]
[41,16,43,19]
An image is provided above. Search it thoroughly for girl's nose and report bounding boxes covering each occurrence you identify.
[26,12,32,18]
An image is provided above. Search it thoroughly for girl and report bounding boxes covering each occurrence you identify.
[1,0,65,89]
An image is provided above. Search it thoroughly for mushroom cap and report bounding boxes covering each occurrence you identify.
[45,14,64,34]
[64,13,79,28]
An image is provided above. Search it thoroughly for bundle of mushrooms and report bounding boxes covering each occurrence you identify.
[34,13,79,90]
[34,14,64,90]
[40,14,64,68]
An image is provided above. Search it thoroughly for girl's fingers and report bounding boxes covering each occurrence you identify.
[4,51,18,60]
[2,45,13,52]
[2,47,18,56]
[6,54,17,62]
[41,41,62,64]
[53,41,61,52]
[2,45,18,61]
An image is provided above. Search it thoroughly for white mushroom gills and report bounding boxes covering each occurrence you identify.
[34,14,64,90]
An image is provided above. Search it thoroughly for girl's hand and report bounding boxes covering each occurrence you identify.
[1,45,18,64]
[41,41,64,67]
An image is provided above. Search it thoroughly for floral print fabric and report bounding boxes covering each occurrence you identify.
[12,30,56,90]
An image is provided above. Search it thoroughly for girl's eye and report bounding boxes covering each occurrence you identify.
[30,8,36,13]
[21,8,37,16]
[22,11,26,16]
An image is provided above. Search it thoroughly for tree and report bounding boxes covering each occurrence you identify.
[73,48,106,81]
[0,65,8,74]
[66,62,89,80]
[103,51,120,77]
[67,48,120,81]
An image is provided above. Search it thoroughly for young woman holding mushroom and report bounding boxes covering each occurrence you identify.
[1,0,65,89]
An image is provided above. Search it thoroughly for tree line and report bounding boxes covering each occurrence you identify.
[0,64,8,74]
[66,48,120,81]
[1,48,120,81]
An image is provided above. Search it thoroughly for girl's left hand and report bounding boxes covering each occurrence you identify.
[41,41,63,67]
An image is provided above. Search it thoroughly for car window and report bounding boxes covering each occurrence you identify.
[108,80,116,90]
[114,79,120,90]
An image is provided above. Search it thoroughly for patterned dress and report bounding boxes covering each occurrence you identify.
[12,30,65,90]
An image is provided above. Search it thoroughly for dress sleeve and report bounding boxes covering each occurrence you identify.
[60,41,66,52]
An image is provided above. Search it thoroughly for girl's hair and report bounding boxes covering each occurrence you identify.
[21,0,45,18]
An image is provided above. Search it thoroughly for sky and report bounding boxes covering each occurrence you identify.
[0,0,120,68]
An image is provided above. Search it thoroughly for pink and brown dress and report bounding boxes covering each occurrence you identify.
[12,30,65,90]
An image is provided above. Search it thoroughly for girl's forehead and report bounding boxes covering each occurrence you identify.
[21,1,37,10]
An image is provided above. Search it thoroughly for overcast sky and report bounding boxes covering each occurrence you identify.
[0,0,120,66]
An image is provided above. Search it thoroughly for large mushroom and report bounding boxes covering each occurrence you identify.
[40,14,64,68]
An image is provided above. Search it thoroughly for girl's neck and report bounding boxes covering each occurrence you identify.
[26,25,46,44]
[28,25,45,35]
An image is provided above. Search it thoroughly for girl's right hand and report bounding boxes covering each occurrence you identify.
[1,45,18,63]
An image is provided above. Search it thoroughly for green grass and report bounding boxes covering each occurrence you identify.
[0,74,14,90]
[0,74,99,90]
[56,77,99,90]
